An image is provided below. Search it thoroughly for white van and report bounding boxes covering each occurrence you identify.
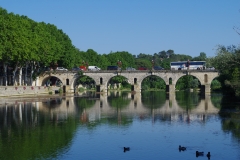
[88,66,101,71]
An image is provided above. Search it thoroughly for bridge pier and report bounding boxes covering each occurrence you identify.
[96,85,106,92]
[166,84,175,93]
[201,84,211,95]
[132,84,141,93]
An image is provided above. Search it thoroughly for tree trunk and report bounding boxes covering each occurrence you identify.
[24,63,28,85]
[12,66,18,86]
[3,63,8,86]
[19,67,22,86]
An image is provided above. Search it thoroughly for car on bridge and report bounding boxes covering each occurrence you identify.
[72,67,81,71]
[206,67,215,70]
[126,67,136,71]
[56,67,68,71]
[153,66,164,70]
[88,66,101,71]
[107,66,118,70]
[138,66,148,70]
[80,66,87,71]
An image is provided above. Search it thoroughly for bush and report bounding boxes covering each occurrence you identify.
[78,87,85,92]
[211,79,222,90]
[59,87,63,94]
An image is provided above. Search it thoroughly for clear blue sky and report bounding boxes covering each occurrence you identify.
[1,0,240,57]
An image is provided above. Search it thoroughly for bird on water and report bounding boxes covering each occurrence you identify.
[206,152,211,159]
[123,147,130,152]
[179,145,186,151]
[196,151,204,157]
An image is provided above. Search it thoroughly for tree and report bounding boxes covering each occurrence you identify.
[212,45,240,97]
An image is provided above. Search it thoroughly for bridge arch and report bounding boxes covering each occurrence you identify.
[140,75,167,91]
[36,70,219,94]
[41,76,64,87]
[69,74,98,92]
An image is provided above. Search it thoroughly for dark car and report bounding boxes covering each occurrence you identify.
[72,67,81,71]
[154,66,164,70]
[138,67,148,70]
[107,66,118,70]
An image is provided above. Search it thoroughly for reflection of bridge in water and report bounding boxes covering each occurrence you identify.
[95,92,219,123]
[0,92,219,125]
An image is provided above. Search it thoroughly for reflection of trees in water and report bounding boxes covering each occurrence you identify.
[219,96,240,139]
[141,91,166,109]
[0,102,77,160]
[107,91,132,125]
[74,97,95,111]
[176,91,201,109]
[41,97,63,108]
[107,91,130,109]
[74,95,97,125]
[220,115,240,139]
[211,92,222,109]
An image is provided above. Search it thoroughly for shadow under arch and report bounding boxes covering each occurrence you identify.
[41,76,63,86]
[141,91,166,109]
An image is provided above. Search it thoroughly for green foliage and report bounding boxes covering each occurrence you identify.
[211,79,222,90]
[192,52,207,61]
[135,58,152,69]
[176,75,200,90]
[78,87,85,92]
[108,76,131,90]
[77,70,83,76]
[211,45,240,97]
[78,75,95,86]
[58,87,63,94]
[190,79,200,89]
[141,76,166,91]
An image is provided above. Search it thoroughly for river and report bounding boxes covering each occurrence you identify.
[0,91,239,160]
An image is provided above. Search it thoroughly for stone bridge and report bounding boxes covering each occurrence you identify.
[35,70,219,94]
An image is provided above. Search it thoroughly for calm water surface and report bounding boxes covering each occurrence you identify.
[0,91,240,160]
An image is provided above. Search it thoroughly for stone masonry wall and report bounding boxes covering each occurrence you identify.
[0,86,50,97]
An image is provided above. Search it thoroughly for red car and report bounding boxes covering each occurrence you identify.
[79,66,87,71]
[138,67,148,70]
